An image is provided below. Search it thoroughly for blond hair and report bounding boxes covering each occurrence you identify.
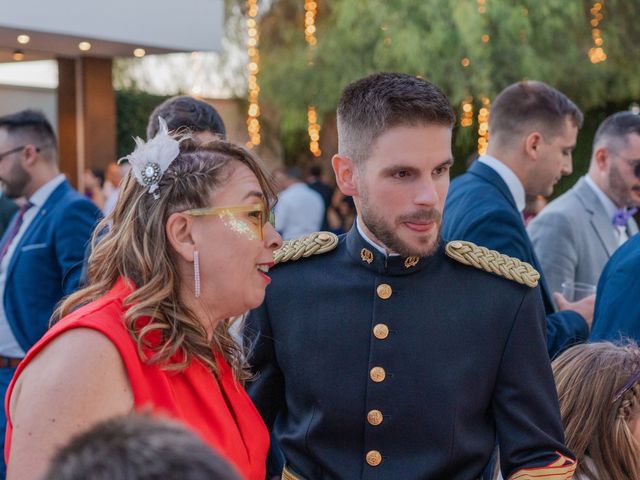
[56,140,276,381]
[552,342,640,479]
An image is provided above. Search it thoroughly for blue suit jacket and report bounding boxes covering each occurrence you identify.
[591,233,640,342]
[442,161,589,358]
[2,179,101,352]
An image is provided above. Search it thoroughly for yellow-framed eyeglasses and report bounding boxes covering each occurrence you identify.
[183,204,275,240]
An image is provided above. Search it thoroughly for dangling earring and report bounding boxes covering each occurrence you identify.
[193,250,201,298]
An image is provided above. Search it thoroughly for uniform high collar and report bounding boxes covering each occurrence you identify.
[345,225,439,276]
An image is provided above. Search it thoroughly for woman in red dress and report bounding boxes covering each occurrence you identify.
[5,124,282,480]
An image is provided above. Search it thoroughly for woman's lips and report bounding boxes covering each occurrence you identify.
[258,270,271,284]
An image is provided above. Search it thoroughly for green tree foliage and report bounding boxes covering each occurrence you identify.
[254,0,640,173]
[115,90,169,157]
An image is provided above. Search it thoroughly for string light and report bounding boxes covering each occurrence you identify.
[305,0,321,157]
[588,2,607,64]
[460,97,474,128]
[477,0,486,15]
[477,96,490,154]
[246,0,261,147]
[308,106,321,157]
[304,0,318,47]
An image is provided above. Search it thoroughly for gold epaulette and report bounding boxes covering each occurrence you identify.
[445,240,540,288]
[273,231,339,265]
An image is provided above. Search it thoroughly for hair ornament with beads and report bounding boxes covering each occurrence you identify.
[120,117,186,199]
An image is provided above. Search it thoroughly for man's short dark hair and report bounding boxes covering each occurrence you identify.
[42,415,242,480]
[147,96,226,139]
[488,81,583,143]
[337,72,455,165]
[0,109,56,150]
[592,111,640,155]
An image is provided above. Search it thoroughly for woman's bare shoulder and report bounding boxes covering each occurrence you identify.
[6,327,134,480]
[10,327,133,419]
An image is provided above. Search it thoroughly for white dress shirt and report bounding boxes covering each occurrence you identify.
[0,174,65,356]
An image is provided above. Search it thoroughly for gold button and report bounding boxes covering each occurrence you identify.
[450,241,462,249]
[366,450,382,466]
[373,324,389,340]
[370,366,386,383]
[376,283,392,299]
[367,409,383,426]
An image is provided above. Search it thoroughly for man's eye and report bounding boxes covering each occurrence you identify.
[394,171,409,178]
[433,165,450,176]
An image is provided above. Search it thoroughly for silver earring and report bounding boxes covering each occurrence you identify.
[194,250,201,298]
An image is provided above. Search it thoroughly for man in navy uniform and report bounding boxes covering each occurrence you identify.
[246,73,575,480]
[591,231,640,341]
[443,81,593,358]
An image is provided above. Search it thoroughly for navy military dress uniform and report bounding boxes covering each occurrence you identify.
[246,226,576,480]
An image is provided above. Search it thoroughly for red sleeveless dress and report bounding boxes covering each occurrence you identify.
[5,277,268,480]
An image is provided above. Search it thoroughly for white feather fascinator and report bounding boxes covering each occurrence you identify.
[119,118,183,199]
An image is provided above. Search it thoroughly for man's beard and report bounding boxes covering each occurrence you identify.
[1,159,30,200]
[359,198,442,257]
[608,161,639,207]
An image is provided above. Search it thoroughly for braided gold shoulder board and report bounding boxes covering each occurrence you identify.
[445,240,540,288]
[273,231,339,265]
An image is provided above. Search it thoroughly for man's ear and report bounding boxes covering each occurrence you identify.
[331,154,358,196]
[21,144,40,167]
[166,212,195,262]
[524,131,543,160]
[594,146,609,171]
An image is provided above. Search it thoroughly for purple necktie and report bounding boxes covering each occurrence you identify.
[0,202,33,264]
[612,207,637,227]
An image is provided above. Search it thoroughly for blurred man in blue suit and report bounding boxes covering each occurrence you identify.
[0,110,101,476]
[591,231,640,341]
[443,81,593,358]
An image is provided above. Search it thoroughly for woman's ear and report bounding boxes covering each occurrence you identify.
[331,154,358,196]
[166,212,195,262]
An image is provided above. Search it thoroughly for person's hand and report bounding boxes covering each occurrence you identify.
[553,292,596,329]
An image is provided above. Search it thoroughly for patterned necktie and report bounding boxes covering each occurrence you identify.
[0,202,33,264]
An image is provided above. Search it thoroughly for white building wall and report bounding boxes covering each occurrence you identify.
[0,84,57,132]
[1,0,224,52]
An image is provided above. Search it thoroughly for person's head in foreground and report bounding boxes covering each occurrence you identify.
[42,414,242,480]
[588,111,640,209]
[487,80,583,197]
[147,95,226,142]
[70,122,281,378]
[553,341,640,479]
[332,72,455,258]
